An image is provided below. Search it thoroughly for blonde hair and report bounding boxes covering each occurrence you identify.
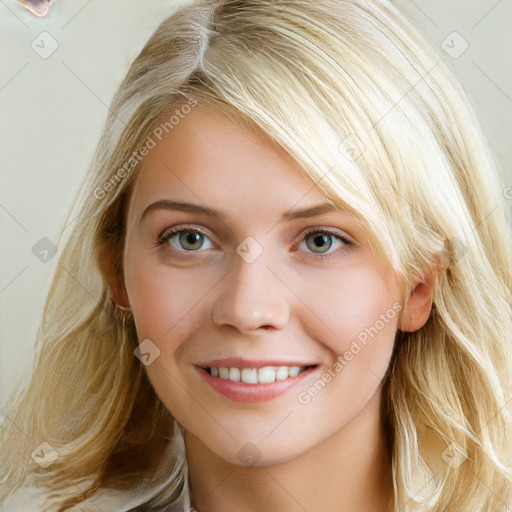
[2,0,512,510]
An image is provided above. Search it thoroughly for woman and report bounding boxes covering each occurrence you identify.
[2,0,511,510]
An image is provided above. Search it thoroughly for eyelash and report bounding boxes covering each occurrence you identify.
[299,227,355,259]
[155,225,355,259]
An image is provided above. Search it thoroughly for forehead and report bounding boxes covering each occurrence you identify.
[127,104,324,219]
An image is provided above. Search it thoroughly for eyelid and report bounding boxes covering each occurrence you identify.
[300,225,356,246]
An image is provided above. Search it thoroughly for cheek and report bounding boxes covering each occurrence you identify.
[298,259,400,364]
[124,252,216,346]
[294,265,399,420]
[124,257,214,404]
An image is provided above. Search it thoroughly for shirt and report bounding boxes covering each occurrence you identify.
[3,424,194,511]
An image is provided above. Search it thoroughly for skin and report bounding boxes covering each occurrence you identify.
[110,103,434,512]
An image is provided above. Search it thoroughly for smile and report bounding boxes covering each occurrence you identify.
[196,365,319,402]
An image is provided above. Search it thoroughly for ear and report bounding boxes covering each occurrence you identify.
[400,267,437,333]
[97,239,130,309]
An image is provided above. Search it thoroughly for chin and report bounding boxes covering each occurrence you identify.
[203,431,313,468]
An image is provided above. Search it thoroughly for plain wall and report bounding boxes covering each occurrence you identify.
[1,0,511,408]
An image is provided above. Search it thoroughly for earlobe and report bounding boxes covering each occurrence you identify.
[110,283,130,311]
[399,272,435,333]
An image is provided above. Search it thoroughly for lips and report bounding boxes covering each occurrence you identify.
[196,364,320,402]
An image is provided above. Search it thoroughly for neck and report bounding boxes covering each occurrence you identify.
[184,390,394,512]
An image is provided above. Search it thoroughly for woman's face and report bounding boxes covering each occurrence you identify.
[123,104,404,466]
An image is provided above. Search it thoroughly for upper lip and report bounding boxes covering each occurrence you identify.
[197,357,319,369]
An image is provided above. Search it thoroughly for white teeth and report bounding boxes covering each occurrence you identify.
[276,366,289,381]
[208,365,308,383]
[288,366,301,377]
[241,368,258,383]
[258,367,275,383]
[229,367,241,382]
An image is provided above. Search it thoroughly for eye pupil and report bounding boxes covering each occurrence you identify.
[307,233,333,253]
[180,232,203,250]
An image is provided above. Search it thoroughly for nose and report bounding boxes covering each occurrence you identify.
[211,250,290,334]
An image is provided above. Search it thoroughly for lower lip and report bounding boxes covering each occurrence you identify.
[196,365,319,403]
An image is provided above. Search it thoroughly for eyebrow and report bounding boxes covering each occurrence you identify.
[140,200,339,224]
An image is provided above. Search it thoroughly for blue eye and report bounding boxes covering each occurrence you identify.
[301,228,354,257]
[157,227,214,251]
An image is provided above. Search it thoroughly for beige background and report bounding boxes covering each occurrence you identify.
[0,0,511,408]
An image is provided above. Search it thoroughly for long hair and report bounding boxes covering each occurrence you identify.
[2,0,511,510]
